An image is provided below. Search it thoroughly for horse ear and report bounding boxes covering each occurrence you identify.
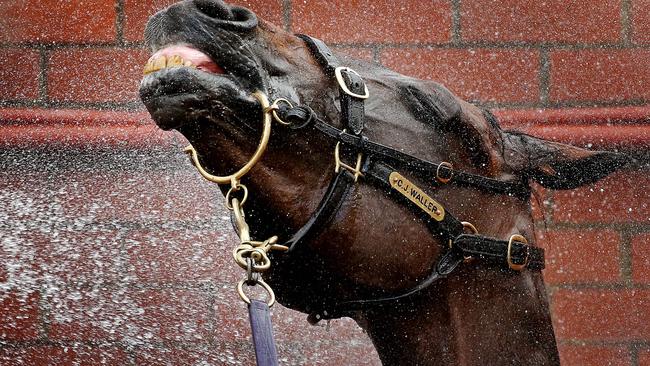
[502,131,631,189]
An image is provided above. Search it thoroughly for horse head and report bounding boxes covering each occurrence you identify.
[140,1,629,364]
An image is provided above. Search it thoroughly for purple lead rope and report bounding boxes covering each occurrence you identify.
[248,299,280,366]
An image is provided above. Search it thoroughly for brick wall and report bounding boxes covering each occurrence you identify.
[1,1,648,365]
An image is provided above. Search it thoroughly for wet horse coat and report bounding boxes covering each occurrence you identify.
[139,1,628,364]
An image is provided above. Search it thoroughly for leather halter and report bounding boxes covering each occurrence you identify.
[267,35,545,323]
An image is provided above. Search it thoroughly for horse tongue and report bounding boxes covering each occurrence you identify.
[149,45,225,74]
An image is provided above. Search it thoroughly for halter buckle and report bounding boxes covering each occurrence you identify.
[334,141,364,182]
[335,67,370,99]
[507,234,530,271]
[436,162,454,184]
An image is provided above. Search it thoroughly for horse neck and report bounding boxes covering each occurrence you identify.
[358,268,560,366]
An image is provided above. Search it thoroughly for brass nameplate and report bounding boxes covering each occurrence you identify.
[389,172,445,221]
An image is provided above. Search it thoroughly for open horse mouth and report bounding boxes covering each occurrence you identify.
[139,0,264,131]
[143,45,225,76]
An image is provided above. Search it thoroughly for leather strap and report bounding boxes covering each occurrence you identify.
[248,300,280,366]
[308,118,530,198]
[298,35,366,135]
[454,234,545,271]
[284,170,355,251]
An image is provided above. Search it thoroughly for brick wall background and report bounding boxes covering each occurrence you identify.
[1,0,649,365]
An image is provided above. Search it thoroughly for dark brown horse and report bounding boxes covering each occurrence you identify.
[139,1,629,364]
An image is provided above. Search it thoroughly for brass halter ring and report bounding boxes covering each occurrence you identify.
[237,278,276,307]
[184,90,273,186]
[268,98,294,125]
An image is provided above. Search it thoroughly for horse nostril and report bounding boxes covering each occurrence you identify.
[194,0,234,20]
[191,0,258,31]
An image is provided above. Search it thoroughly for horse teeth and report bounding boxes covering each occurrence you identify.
[153,56,167,71]
[143,54,192,75]
[168,55,183,66]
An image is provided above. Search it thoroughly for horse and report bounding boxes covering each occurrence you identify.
[139,1,629,364]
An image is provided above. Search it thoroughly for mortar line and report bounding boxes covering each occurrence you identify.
[116,0,126,46]
[620,230,634,286]
[451,0,462,44]
[38,47,49,103]
[631,342,640,366]
[621,0,633,46]
[283,0,292,31]
[539,47,551,107]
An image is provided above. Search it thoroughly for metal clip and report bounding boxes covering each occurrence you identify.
[334,141,364,182]
[334,67,370,99]
[233,236,288,272]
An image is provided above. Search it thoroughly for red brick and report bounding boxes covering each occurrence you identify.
[380,48,540,103]
[132,289,213,342]
[550,49,650,103]
[632,0,650,44]
[48,287,133,341]
[551,289,650,341]
[332,46,375,63]
[640,349,650,366]
[0,345,127,366]
[0,49,40,101]
[632,233,650,284]
[47,48,149,103]
[0,124,175,149]
[293,340,381,366]
[125,229,237,284]
[0,0,116,43]
[57,170,220,223]
[292,0,452,44]
[134,344,254,366]
[29,229,124,285]
[0,232,43,283]
[0,157,220,223]
[558,344,630,366]
[123,0,284,42]
[461,0,621,43]
[49,287,213,343]
[212,297,251,340]
[552,170,650,224]
[0,292,40,341]
[540,229,622,285]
